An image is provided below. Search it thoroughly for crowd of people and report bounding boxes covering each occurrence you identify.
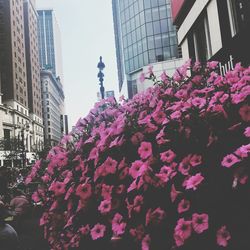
[0,166,49,250]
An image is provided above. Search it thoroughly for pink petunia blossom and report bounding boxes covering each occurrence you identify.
[170,110,182,120]
[90,223,106,240]
[191,97,206,109]
[178,199,190,214]
[138,142,153,159]
[178,161,191,176]
[49,181,66,196]
[79,224,90,235]
[160,149,176,163]
[142,234,151,250]
[160,71,169,83]
[129,160,144,179]
[171,184,181,202]
[221,154,240,168]
[129,224,145,241]
[112,213,126,236]
[239,105,250,122]
[190,154,202,167]
[152,110,166,124]
[217,226,231,247]
[98,199,112,214]
[174,218,192,246]
[101,184,113,199]
[192,213,209,234]
[131,132,145,145]
[76,183,92,200]
[185,173,204,190]
[244,127,250,137]
[146,207,166,226]
[103,157,117,174]
[235,144,250,158]
[112,222,126,236]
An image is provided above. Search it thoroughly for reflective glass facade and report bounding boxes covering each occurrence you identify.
[38,10,56,77]
[118,0,179,74]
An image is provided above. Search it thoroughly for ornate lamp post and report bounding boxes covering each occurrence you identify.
[97,56,105,99]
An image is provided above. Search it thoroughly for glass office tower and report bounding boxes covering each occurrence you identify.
[112,0,181,98]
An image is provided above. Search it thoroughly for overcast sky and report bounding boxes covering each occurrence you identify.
[36,0,119,130]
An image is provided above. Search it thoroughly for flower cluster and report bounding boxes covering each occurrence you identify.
[26,60,250,250]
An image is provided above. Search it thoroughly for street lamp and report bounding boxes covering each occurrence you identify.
[97,56,105,99]
[18,122,30,168]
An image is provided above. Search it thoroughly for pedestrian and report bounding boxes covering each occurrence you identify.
[10,189,30,218]
[0,201,19,250]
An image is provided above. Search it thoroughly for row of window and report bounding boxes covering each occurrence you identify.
[125,45,178,73]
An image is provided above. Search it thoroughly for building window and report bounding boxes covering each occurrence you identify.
[227,0,249,36]
[192,13,211,62]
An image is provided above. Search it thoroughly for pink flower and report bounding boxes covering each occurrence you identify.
[185,173,204,190]
[191,97,206,109]
[178,199,190,213]
[102,157,117,174]
[178,161,191,176]
[41,174,51,183]
[175,89,188,99]
[91,223,106,240]
[138,142,152,159]
[171,184,181,202]
[112,213,126,236]
[190,154,202,167]
[79,224,90,235]
[100,184,113,200]
[221,154,240,168]
[112,222,126,236]
[244,127,250,137]
[129,225,145,241]
[49,181,66,196]
[98,199,112,214]
[152,110,166,124]
[76,183,92,200]
[207,61,219,69]
[160,150,176,163]
[146,207,166,226]
[88,147,99,161]
[217,226,231,247]
[129,160,144,179]
[131,132,144,145]
[160,71,169,83]
[133,195,144,213]
[239,105,250,122]
[192,213,209,234]
[32,191,40,203]
[174,218,192,246]
[170,110,182,120]
[142,234,151,250]
[232,93,247,104]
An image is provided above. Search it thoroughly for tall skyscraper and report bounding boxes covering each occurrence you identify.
[37,9,63,80]
[37,9,65,145]
[0,0,28,110]
[40,70,65,146]
[23,0,44,150]
[0,0,44,166]
[112,0,183,98]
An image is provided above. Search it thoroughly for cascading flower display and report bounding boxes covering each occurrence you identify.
[26,60,250,250]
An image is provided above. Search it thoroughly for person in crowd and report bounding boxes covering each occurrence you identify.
[10,189,30,218]
[0,201,19,250]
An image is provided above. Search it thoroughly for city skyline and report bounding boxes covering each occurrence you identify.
[36,0,119,129]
